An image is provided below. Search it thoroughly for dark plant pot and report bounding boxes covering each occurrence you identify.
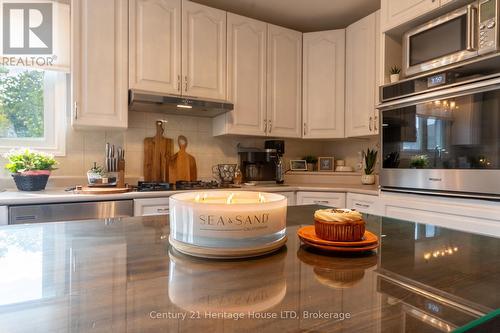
[12,173,50,191]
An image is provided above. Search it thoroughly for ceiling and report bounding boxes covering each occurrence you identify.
[192,0,381,32]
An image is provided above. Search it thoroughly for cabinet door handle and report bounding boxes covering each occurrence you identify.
[269,120,272,133]
[177,75,181,92]
[264,119,267,133]
[369,116,373,131]
[184,76,188,92]
[156,208,169,214]
[354,203,370,208]
[313,200,329,204]
[374,114,378,131]
[73,101,78,120]
[303,122,307,136]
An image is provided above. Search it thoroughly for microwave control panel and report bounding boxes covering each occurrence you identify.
[479,0,499,54]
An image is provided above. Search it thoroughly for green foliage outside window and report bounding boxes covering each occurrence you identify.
[0,66,44,138]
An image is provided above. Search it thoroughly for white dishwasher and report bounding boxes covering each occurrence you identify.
[133,198,170,216]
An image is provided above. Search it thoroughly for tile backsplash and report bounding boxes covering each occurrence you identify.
[0,110,380,188]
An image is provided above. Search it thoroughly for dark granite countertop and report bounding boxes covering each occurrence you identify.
[0,205,498,332]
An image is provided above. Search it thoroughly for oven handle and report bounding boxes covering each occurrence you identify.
[466,4,477,51]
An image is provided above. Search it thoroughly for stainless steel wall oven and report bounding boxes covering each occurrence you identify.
[379,73,500,198]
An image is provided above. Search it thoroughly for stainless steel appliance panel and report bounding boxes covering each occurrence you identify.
[403,3,478,76]
[9,200,134,224]
[380,82,500,197]
[402,0,500,77]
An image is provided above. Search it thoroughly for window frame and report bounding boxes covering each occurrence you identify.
[0,70,67,156]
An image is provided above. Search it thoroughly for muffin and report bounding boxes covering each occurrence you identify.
[314,209,365,241]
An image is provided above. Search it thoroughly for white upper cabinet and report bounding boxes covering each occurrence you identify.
[345,11,379,137]
[267,24,302,138]
[213,13,267,136]
[380,0,440,32]
[302,30,345,139]
[71,0,128,129]
[182,0,226,100]
[129,0,181,95]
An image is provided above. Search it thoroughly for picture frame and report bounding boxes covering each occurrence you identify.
[318,157,335,172]
[290,160,308,171]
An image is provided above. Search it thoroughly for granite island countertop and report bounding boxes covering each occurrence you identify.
[0,205,498,332]
[0,183,379,205]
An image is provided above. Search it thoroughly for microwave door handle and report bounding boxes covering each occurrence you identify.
[466,4,478,51]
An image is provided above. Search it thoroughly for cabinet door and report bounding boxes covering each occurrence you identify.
[129,0,181,95]
[267,24,302,138]
[302,30,345,139]
[214,13,267,136]
[296,192,346,208]
[274,191,296,206]
[71,0,128,129]
[182,0,226,100]
[346,12,378,137]
[346,193,381,215]
[380,0,440,32]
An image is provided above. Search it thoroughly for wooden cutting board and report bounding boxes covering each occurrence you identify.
[144,121,173,182]
[168,135,197,183]
[74,186,131,195]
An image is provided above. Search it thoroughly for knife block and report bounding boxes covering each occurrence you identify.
[117,159,125,188]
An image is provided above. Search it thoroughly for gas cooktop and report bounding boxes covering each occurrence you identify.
[136,180,226,192]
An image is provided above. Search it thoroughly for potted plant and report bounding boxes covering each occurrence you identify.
[4,149,57,191]
[410,155,429,169]
[361,148,378,185]
[302,155,318,172]
[389,65,401,83]
[87,162,106,185]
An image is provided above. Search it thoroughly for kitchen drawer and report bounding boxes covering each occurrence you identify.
[346,193,381,215]
[133,198,170,217]
[296,192,346,208]
[274,192,296,206]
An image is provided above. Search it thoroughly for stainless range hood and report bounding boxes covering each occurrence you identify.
[128,90,233,118]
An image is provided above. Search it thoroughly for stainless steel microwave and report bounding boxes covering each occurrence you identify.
[403,0,499,76]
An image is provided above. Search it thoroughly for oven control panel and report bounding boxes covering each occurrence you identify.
[479,0,499,54]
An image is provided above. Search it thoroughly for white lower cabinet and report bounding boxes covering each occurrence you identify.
[346,193,382,215]
[380,192,500,237]
[134,198,170,216]
[275,191,296,206]
[296,192,346,208]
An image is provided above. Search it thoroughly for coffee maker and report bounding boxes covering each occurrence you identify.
[238,145,277,184]
[265,140,285,184]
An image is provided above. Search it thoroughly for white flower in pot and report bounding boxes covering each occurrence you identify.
[389,65,401,83]
[3,148,58,191]
[361,148,377,185]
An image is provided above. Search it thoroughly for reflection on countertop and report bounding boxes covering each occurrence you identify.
[0,205,498,332]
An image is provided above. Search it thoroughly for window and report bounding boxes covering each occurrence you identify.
[402,115,445,152]
[0,66,67,155]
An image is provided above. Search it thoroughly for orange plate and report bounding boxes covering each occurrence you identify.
[300,238,379,253]
[297,225,378,247]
